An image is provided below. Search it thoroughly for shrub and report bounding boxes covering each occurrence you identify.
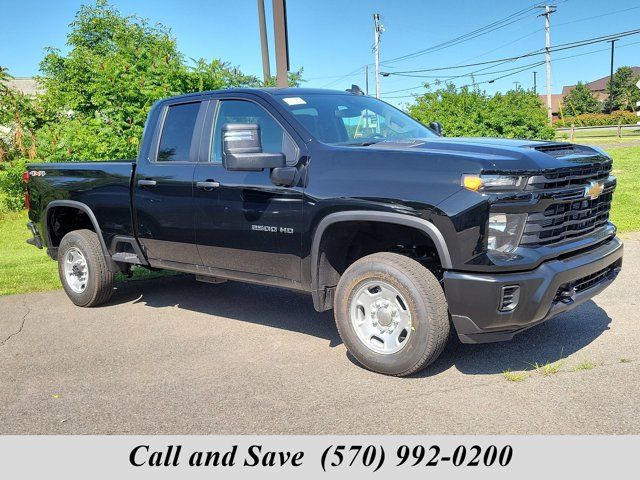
[0,159,28,211]
[555,110,638,127]
[407,83,555,140]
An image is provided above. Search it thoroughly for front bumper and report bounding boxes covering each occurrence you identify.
[444,236,623,344]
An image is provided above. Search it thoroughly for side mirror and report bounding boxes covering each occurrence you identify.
[429,121,443,136]
[222,123,285,171]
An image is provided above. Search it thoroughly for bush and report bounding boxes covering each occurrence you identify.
[0,159,27,211]
[407,83,555,140]
[556,111,638,127]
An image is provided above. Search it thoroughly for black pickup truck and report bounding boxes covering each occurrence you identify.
[24,87,623,376]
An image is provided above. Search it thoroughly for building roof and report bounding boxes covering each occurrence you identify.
[2,77,42,96]
[538,93,564,114]
[563,66,640,94]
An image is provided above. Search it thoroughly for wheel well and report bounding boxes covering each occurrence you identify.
[315,220,443,298]
[47,206,96,248]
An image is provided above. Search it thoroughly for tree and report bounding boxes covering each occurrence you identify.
[262,69,305,88]
[35,0,264,162]
[562,82,601,115]
[487,89,554,139]
[607,66,640,112]
[407,83,490,137]
[1,0,304,210]
[407,83,554,140]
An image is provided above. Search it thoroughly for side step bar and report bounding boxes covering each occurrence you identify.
[111,252,143,265]
[110,236,149,266]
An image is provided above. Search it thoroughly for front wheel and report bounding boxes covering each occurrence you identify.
[334,252,450,376]
[58,229,114,307]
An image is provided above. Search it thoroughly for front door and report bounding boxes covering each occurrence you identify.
[193,97,305,284]
[133,100,206,266]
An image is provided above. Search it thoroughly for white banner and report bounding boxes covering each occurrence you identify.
[0,435,636,479]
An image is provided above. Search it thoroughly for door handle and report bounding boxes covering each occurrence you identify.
[138,179,157,187]
[196,180,220,190]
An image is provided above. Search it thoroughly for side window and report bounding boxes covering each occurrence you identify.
[212,100,298,165]
[157,102,200,162]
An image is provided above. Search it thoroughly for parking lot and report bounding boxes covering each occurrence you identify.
[1,235,638,435]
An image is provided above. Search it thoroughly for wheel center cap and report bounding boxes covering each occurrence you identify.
[376,306,393,327]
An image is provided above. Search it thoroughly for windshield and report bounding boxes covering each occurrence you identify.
[277,93,437,145]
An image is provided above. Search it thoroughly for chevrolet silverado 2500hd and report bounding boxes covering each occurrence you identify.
[24,87,623,376]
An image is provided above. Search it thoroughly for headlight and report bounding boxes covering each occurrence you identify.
[462,174,528,192]
[487,213,527,254]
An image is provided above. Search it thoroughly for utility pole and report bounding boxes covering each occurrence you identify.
[272,0,290,88]
[539,4,557,125]
[513,81,521,91]
[533,71,537,94]
[365,65,369,95]
[257,0,271,84]
[608,39,617,113]
[373,13,384,98]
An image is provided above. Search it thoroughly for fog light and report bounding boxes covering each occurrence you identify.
[499,285,520,312]
[488,212,527,254]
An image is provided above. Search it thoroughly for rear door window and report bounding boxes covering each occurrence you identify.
[157,102,201,162]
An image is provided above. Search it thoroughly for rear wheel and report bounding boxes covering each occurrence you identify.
[58,229,114,307]
[334,252,449,376]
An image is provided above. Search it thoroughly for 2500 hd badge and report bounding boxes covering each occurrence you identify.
[252,224,294,234]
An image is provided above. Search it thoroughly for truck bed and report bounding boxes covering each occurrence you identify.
[27,161,136,254]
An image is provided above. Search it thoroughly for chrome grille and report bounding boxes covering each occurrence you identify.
[521,161,615,247]
[526,161,612,192]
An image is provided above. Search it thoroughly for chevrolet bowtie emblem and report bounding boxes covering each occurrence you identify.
[584,180,605,200]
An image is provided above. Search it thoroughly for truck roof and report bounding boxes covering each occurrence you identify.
[161,87,355,103]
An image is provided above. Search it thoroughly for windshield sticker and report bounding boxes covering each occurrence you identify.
[283,97,307,106]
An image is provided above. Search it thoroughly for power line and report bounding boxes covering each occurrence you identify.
[316,3,639,89]
[320,65,366,88]
[380,28,640,75]
[456,27,543,65]
[380,60,547,95]
[381,39,640,100]
[381,62,544,98]
[378,3,540,66]
[555,5,640,27]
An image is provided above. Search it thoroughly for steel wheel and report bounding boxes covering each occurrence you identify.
[63,246,89,294]
[349,279,413,355]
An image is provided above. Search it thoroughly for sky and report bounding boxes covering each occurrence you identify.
[1,0,639,107]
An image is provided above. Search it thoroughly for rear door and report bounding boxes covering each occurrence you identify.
[133,99,207,266]
[193,95,306,283]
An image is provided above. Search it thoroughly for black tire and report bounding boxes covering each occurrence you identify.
[334,252,449,376]
[57,229,114,307]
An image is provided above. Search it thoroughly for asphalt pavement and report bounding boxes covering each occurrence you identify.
[1,235,638,434]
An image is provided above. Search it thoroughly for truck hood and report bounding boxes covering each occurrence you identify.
[366,137,611,172]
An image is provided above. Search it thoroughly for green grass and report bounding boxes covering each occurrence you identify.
[607,146,640,233]
[0,209,61,295]
[0,208,172,296]
[502,369,528,382]
[572,359,598,372]
[532,361,562,376]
